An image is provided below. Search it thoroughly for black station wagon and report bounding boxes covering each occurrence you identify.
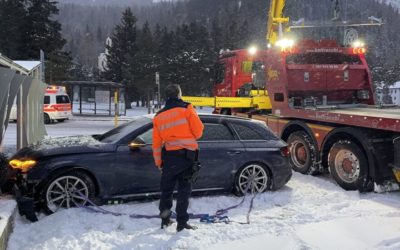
[10,114,292,213]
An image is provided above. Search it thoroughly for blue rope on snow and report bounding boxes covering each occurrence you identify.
[73,176,257,224]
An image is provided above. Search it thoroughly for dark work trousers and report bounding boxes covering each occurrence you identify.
[159,149,193,225]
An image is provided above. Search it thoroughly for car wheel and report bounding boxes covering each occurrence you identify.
[44,113,51,124]
[234,163,270,196]
[328,140,368,191]
[287,131,318,175]
[43,171,96,214]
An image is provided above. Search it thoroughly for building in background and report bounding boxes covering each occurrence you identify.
[375,82,400,105]
[98,37,112,72]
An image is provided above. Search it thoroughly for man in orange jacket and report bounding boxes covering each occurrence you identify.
[152,84,204,232]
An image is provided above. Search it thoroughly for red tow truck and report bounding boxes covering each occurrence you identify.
[182,0,399,191]
[218,39,400,192]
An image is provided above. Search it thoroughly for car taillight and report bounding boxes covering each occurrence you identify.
[280,146,290,157]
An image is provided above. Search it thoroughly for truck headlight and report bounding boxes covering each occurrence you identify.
[9,159,37,173]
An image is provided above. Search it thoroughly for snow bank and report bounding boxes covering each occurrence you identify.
[7,173,400,250]
[0,197,16,236]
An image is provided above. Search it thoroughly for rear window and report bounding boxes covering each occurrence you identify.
[286,53,361,65]
[231,121,278,141]
[199,123,234,141]
[56,95,70,104]
[44,96,50,104]
[231,123,264,140]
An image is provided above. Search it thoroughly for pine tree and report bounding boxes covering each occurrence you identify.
[104,8,137,108]
[134,21,157,106]
[211,18,224,53]
[0,0,27,59]
[156,27,176,91]
[21,0,66,58]
[16,0,72,83]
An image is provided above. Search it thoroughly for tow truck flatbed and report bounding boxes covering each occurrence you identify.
[260,105,400,133]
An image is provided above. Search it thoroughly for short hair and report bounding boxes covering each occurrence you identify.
[165,84,181,99]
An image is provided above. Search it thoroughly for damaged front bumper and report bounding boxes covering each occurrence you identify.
[12,172,41,222]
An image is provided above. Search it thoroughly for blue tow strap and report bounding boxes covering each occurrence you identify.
[74,176,256,224]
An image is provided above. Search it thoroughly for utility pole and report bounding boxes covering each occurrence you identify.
[156,72,161,110]
[40,50,45,83]
[114,90,118,127]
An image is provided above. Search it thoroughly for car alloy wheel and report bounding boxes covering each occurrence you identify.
[45,174,91,213]
[237,164,269,195]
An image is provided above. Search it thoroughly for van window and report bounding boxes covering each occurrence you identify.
[44,96,50,104]
[56,95,70,104]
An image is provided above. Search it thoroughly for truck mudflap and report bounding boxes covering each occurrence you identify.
[392,137,400,183]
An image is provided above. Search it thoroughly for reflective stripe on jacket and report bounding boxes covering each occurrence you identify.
[152,99,204,168]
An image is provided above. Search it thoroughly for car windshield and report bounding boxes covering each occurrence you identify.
[98,116,152,143]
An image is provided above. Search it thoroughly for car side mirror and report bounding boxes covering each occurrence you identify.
[129,137,146,150]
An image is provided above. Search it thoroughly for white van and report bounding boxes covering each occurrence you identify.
[9,86,72,124]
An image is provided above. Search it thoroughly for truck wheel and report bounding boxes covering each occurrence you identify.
[287,131,318,175]
[44,113,50,124]
[328,140,367,191]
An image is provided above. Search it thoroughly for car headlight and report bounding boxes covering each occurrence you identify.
[9,159,37,173]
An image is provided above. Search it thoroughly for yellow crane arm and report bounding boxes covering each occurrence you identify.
[182,90,272,110]
[266,0,290,45]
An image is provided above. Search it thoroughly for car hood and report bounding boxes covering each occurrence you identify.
[12,135,113,159]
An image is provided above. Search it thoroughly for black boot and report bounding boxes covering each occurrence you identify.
[161,218,174,229]
[160,209,173,229]
[177,223,197,232]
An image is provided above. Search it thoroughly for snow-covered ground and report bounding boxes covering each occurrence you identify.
[2,106,400,249]
[7,173,400,250]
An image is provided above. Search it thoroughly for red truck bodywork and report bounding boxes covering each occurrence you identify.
[214,39,400,191]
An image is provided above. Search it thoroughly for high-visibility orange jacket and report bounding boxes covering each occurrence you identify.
[152,98,204,168]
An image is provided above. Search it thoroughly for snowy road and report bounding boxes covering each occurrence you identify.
[7,172,400,250]
[3,108,400,249]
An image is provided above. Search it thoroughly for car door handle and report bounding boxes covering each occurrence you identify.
[227,151,241,155]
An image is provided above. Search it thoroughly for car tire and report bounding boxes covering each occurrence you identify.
[44,113,51,124]
[42,170,96,214]
[234,163,271,196]
[328,140,368,191]
[287,131,318,175]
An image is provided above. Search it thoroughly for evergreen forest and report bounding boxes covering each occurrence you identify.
[1,0,400,103]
